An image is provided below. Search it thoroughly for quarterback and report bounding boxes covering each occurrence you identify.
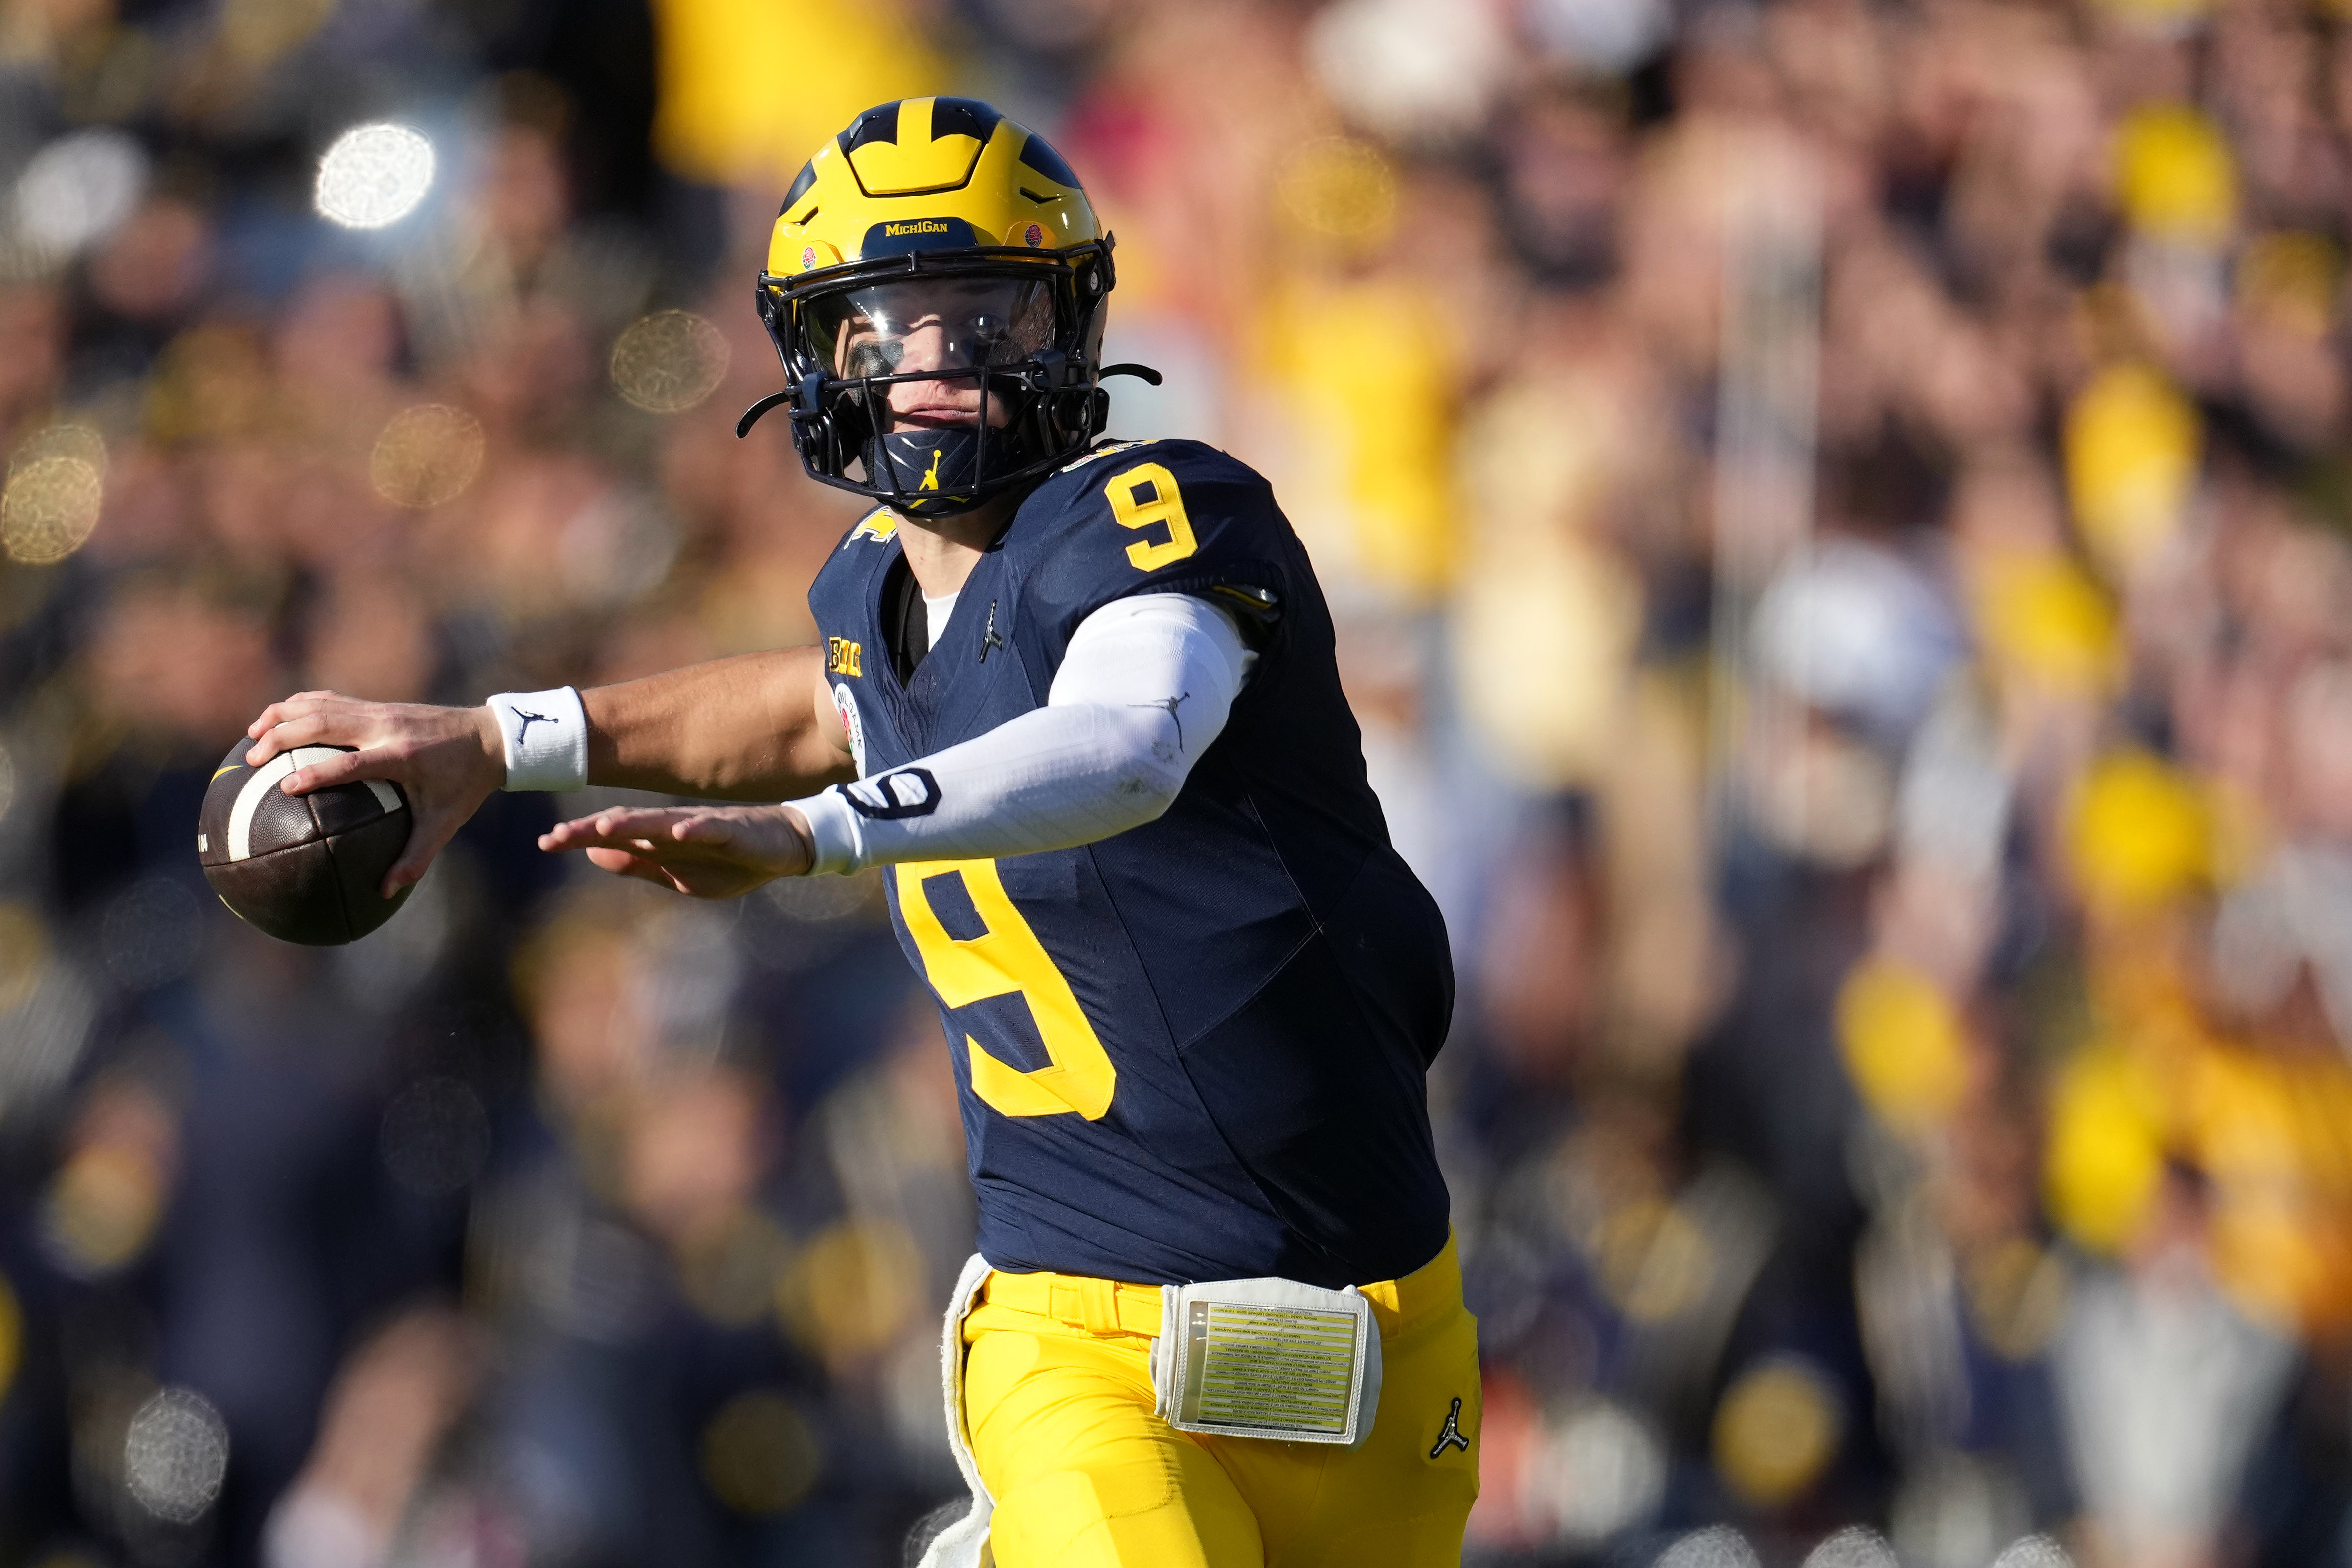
[244,99,1477,1567]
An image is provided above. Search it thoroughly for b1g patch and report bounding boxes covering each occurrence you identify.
[833,682,868,776]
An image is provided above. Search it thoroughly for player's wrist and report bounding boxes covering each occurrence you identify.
[775,804,818,877]
[485,687,589,792]
[784,788,863,875]
[468,705,506,788]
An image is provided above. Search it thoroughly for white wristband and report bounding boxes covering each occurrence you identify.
[788,788,864,876]
[486,686,589,792]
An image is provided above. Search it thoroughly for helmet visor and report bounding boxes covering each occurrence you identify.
[801,276,1058,384]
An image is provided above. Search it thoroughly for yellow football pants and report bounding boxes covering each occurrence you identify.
[961,1234,1480,1568]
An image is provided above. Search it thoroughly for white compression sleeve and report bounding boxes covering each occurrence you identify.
[787,593,1255,874]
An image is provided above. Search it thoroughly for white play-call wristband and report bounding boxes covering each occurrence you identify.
[486,686,589,792]
[790,790,863,876]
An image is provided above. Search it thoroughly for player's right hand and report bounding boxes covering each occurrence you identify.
[244,693,506,897]
[537,803,815,899]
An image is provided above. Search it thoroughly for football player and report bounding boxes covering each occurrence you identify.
[243,98,1476,1568]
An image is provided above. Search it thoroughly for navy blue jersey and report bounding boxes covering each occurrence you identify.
[806,439,1452,1289]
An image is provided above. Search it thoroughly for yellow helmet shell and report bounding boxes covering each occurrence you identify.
[767,98,1101,277]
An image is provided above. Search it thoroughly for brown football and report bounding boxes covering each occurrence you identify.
[197,739,413,945]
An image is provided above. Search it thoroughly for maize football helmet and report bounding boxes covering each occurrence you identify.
[739,97,1156,516]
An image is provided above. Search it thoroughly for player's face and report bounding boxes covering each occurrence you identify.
[807,278,1055,432]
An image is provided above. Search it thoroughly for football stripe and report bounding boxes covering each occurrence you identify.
[226,746,346,861]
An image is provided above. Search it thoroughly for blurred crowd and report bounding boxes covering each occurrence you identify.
[0,0,2349,1564]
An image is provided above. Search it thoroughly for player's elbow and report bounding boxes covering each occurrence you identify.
[1107,755,1186,825]
[1092,707,1190,829]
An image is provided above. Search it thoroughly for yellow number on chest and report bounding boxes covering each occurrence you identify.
[1108,461,1197,571]
[895,859,1116,1120]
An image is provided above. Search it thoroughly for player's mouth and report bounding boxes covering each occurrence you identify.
[894,406,982,428]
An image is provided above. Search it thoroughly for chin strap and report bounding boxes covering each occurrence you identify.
[1098,364,1163,385]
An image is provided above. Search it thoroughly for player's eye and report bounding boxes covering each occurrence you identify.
[845,339,903,379]
[967,313,1025,366]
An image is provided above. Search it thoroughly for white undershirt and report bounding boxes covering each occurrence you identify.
[789,592,1256,875]
[923,589,959,653]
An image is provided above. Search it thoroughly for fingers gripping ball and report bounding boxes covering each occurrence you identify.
[197,740,412,945]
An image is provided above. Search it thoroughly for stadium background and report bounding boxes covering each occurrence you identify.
[0,0,2346,1564]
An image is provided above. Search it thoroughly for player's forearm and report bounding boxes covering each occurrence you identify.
[786,594,1251,873]
[792,702,1190,871]
[582,647,854,801]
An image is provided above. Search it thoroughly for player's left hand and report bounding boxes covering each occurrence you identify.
[540,804,815,898]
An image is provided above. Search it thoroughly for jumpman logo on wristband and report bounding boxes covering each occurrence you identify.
[511,708,555,746]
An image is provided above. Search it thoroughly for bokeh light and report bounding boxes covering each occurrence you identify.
[123,1387,229,1523]
[1521,1399,1666,1546]
[610,310,731,413]
[1835,957,1970,1134]
[314,122,436,230]
[2064,749,2212,913]
[41,1137,169,1278]
[11,423,108,480]
[1890,1454,2032,1568]
[14,130,148,257]
[1655,1525,1761,1568]
[2064,364,2201,573]
[1803,1526,1899,1568]
[0,904,46,1013]
[698,1389,820,1514]
[369,403,485,508]
[777,1220,922,1364]
[1712,1356,1844,1507]
[1,456,103,565]
[2115,104,2238,245]
[1990,1536,2075,1568]
[1308,0,1507,143]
